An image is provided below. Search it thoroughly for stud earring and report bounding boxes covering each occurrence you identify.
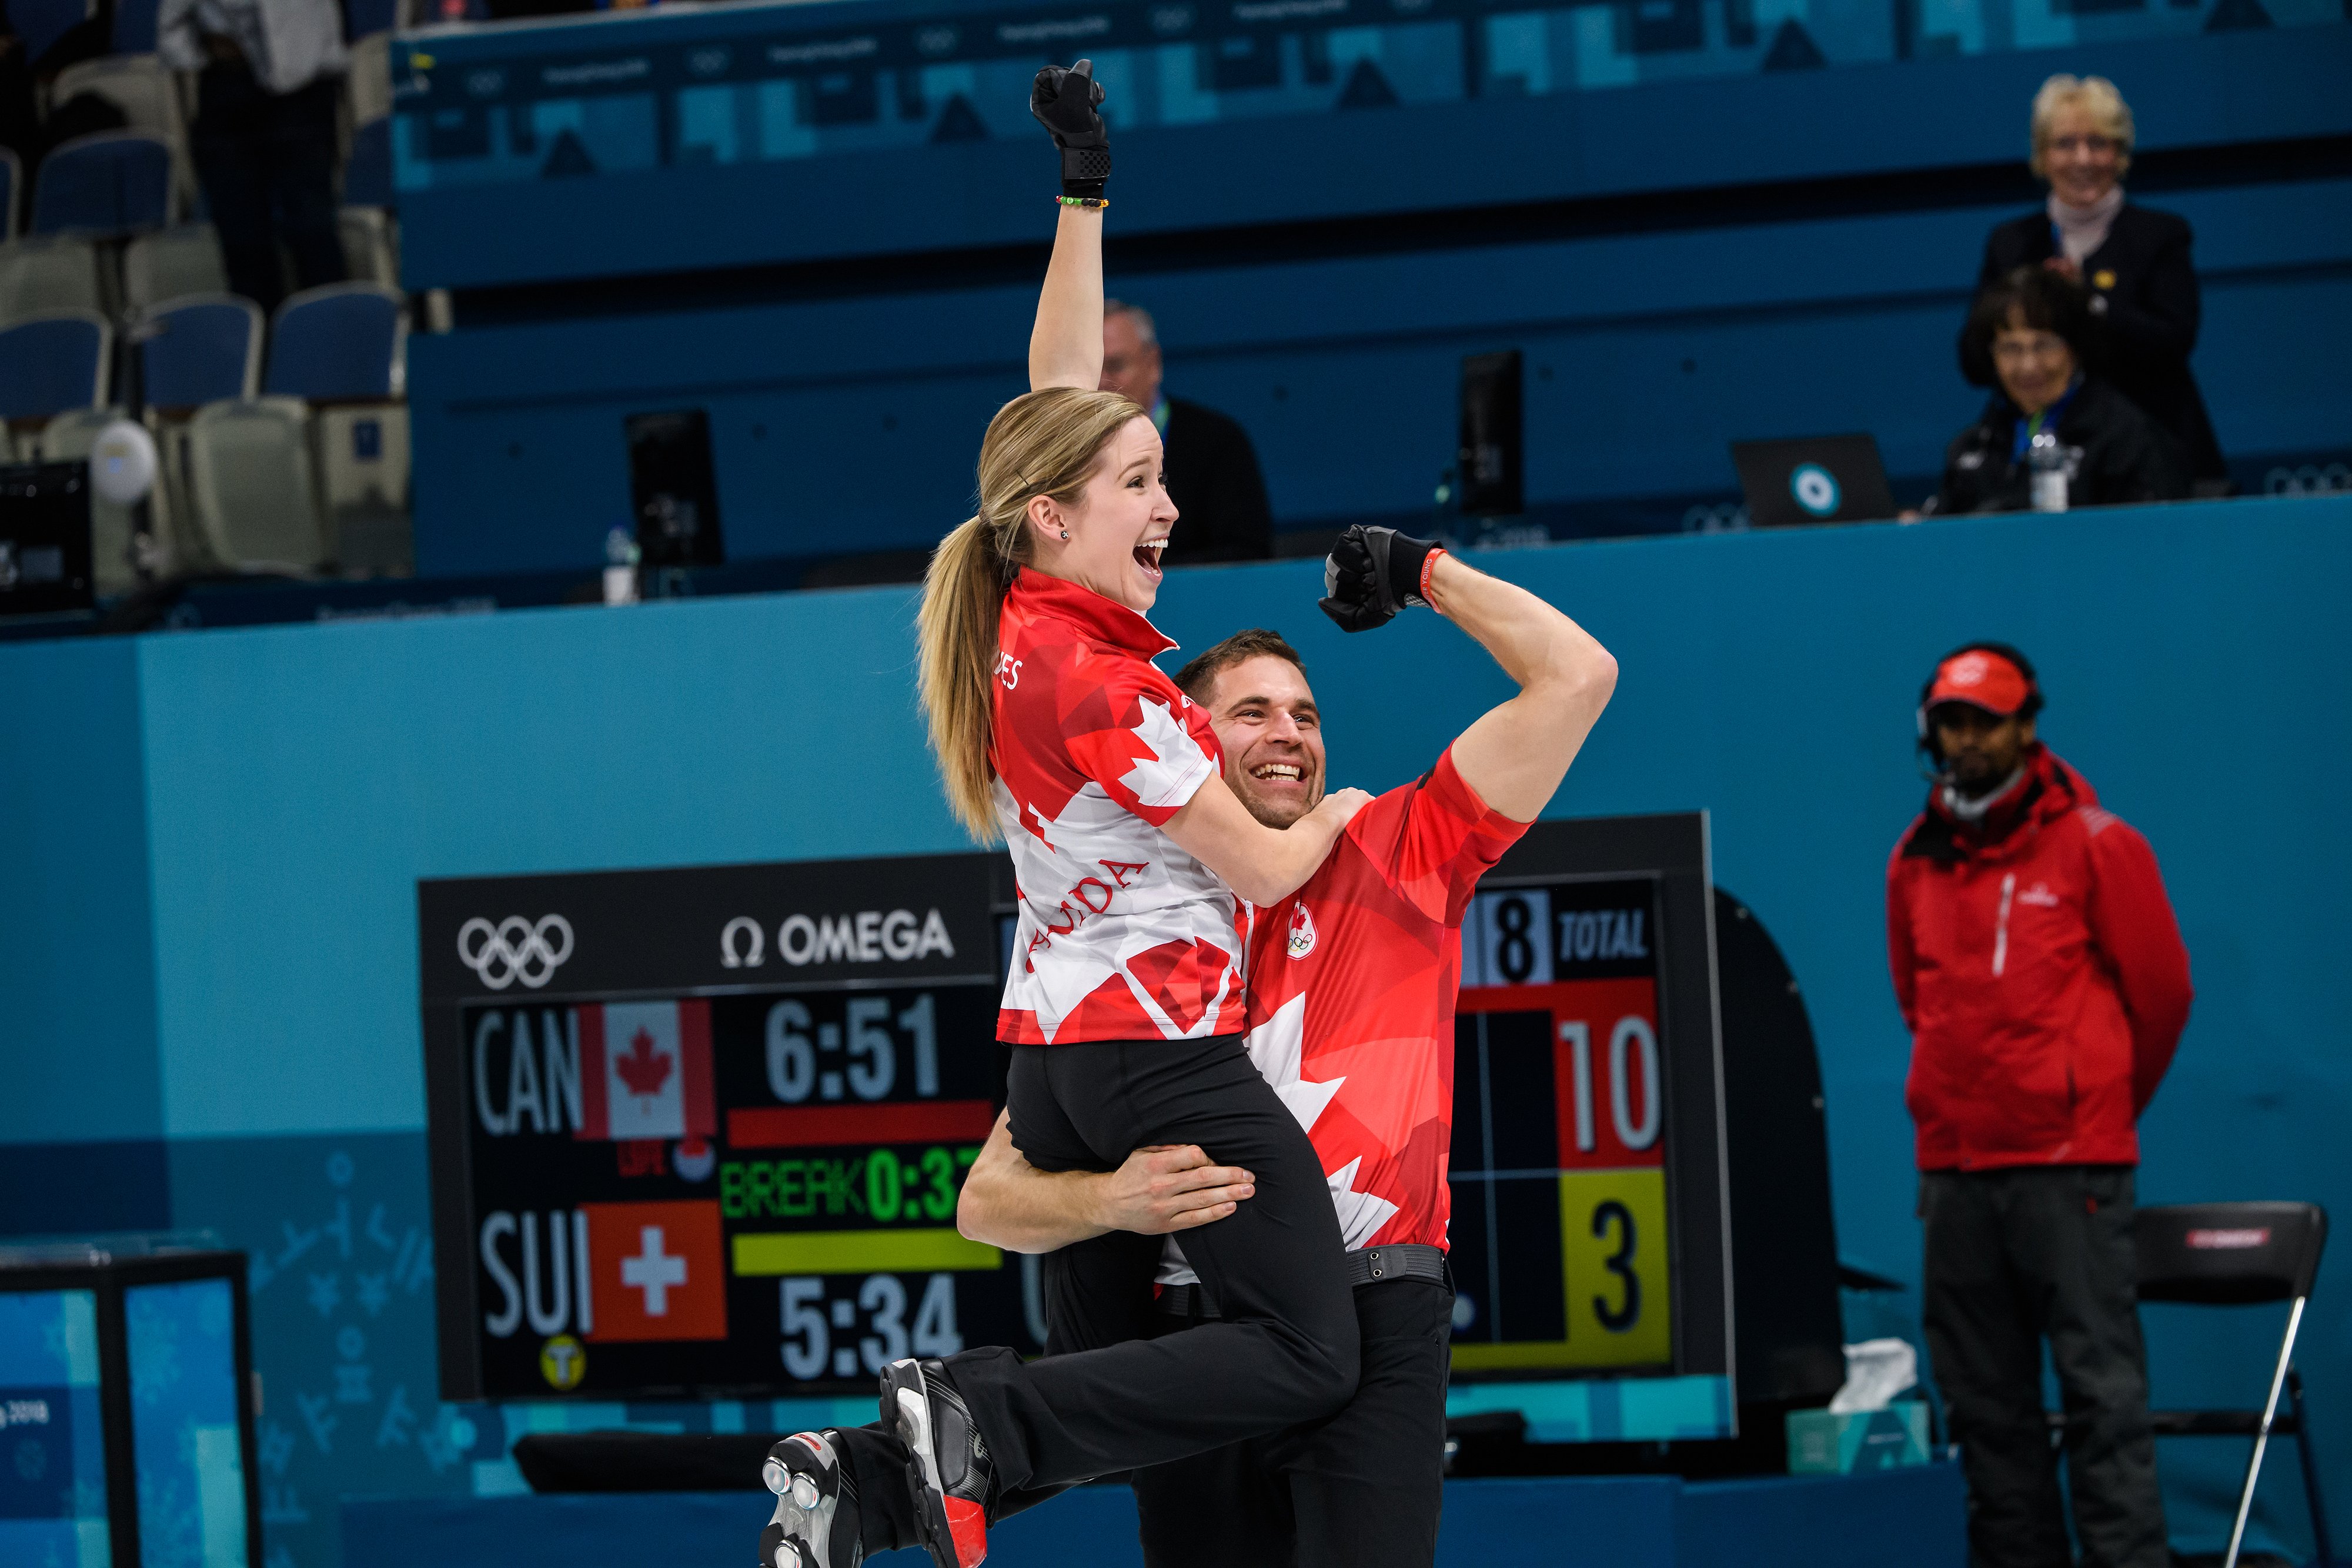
[1060,529,1071,540]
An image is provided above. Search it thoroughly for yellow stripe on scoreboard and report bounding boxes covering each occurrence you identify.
[732,1228,1003,1276]
[1449,1167,1672,1372]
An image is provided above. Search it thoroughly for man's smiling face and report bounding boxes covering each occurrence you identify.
[1201,654,1327,830]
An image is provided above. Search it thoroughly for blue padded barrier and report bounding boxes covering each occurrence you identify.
[0,310,109,418]
[265,283,406,400]
[340,1466,1967,1568]
[31,131,175,239]
[141,296,263,409]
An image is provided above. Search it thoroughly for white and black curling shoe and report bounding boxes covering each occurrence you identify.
[758,1429,862,1568]
[880,1358,995,1568]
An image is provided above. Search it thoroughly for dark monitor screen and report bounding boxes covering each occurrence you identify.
[0,462,95,618]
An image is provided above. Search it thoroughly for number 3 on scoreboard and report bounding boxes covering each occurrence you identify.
[1557,1169,1671,1366]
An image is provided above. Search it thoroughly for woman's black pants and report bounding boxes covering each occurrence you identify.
[938,1032,1359,1492]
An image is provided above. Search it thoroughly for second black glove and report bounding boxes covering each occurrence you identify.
[1318,526,1442,633]
[1031,58,1111,200]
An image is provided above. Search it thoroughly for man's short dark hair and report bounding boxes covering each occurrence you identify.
[1967,266,2092,365]
[1174,628,1307,703]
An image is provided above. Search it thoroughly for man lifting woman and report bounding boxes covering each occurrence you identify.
[757,60,1619,1568]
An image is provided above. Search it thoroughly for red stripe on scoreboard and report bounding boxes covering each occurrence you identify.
[728,1100,997,1149]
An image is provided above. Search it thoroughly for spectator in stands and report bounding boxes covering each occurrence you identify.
[1960,74,2226,489]
[1889,643,2190,1568]
[1100,299,1274,563]
[160,0,348,313]
[1926,268,2183,515]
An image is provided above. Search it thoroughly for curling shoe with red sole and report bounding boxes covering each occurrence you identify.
[880,1358,995,1568]
[757,1429,862,1568]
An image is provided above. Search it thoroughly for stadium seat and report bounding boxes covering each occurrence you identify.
[0,148,18,242]
[338,208,399,288]
[315,402,410,574]
[32,131,176,238]
[141,295,263,409]
[123,223,228,309]
[265,283,406,399]
[185,397,329,571]
[0,310,111,422]
[51,55,185,143]
[0,235,105,320]
[344,116,395,210]
[347,34,394,127]
[113,0,162,51]
[49,55,193,209]
[38,407,199,593]
[11,0,93,66]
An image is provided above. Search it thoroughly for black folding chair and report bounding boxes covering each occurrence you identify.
[2136,1202,2331,1568]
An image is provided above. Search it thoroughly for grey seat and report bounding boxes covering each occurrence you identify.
[0,236,108,320]
[185,397,328,572]
[123,225,230,312]
[39,407,196,593]
[336,208,399,289]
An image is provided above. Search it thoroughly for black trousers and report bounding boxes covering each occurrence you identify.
[189,65,348,314]
[1920,1165,2167,1568]
[1132,1278,1452,1568]
[835,1272,1449,1568]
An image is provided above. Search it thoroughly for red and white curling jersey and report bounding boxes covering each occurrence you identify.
[1162,749,1526,1283]
[991,570,1240,1045]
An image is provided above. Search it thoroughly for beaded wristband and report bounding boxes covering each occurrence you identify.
[1056,195,1110,209]
[1419,547,1446,605]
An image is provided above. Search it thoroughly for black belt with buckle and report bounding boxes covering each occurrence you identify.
[1155,1242,1448,1319]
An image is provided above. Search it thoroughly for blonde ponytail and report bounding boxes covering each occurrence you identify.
[916,386,1144,840]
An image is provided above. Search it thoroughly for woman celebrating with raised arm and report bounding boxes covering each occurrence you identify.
[754,61,1371,1568]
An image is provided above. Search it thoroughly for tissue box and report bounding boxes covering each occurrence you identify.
[1785,1403,1932,1473]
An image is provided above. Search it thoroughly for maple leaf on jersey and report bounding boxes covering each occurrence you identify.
[616,1028,674,1098]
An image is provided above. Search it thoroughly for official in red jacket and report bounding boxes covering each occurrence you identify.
[1888,643,2190,1568]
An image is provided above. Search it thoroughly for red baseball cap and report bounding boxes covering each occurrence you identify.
[1926,648,2033,717]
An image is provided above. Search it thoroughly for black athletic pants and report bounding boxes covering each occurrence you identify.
[857,1033,1357,1505]
[1920,1165,2168,1568]
[835,1265,1451,1568]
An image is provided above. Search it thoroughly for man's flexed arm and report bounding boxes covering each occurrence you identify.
[956,1112,1256,1255]
[1426,553,1618,821]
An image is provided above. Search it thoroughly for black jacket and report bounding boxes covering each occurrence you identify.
[1959,203,2226,482]
[1160,397,1274,564]
[1932,375,2185,516]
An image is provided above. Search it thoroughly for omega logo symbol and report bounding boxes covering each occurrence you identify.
[457,915,574,990]
[720,916,765,968]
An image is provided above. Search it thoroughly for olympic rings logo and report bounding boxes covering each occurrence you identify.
[457,915,574,990]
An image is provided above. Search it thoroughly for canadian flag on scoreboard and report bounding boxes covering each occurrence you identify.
[575,1000,716,1142]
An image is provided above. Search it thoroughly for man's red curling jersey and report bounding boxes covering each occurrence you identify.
[1161,749,1527,1282]
[990,570,1240,1045]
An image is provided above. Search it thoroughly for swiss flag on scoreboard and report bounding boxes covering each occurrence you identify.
[579,1199,729,1342]
[575,1000,716,1143]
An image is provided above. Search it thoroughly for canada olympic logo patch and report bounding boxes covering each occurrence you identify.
[1287,902,1317,959]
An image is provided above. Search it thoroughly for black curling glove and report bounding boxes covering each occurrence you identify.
[1318,525,1443,633]
[1031,58,1111,200]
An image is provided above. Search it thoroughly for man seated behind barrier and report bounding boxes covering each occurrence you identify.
[1101,300,1275,564]
[757,534,1616,1568]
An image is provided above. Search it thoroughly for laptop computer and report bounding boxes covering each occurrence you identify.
[1729,434,1897,527]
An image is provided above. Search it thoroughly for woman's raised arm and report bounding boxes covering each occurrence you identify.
[1028,60,1112,392]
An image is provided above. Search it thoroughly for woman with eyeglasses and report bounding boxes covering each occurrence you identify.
[1924,266,2183,517]
[1956,74,2227,491]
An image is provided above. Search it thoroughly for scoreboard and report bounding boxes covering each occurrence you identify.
[422,814,1730,1403]
[420,854,1034,1401]
[1445,813,1730,1385]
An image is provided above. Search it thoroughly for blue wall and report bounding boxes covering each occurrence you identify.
[399,19,2352,577]
[2,496,2347,1564]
